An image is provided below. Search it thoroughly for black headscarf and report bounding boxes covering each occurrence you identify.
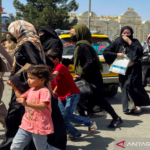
[119,26,134,46]
[38,26,63,53]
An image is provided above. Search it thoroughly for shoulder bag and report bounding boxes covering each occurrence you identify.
[141,42,150,65]
[75,79,93,96]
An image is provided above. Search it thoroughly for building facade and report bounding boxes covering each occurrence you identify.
[72,9,150,42]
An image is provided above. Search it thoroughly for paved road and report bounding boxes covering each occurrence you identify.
[1,73,150,150]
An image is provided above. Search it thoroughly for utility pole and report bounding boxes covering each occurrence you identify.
[88,0,91,30]
[0,0,2,41]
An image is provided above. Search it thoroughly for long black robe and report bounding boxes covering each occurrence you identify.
[103,38,150,112]
[0,41,67,150]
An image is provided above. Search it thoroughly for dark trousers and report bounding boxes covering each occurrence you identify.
[78,91,118,120]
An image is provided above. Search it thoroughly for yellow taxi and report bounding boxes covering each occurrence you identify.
[58,31,119,97]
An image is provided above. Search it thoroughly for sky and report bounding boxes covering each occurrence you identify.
[2,0,150,21]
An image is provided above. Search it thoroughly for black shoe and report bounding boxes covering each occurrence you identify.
[67,133,82,141]
[107,117,123,128]
[124,110,132,114]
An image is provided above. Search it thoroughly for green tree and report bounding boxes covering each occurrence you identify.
[9,0,78,30]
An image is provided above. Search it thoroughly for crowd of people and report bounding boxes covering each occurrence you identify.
[0,20,149,150]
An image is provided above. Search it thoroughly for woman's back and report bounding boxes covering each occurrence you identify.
[14,41,44,73]
[78,43,101,75]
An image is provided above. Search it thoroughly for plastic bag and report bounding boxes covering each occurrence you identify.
[109,55,131,75]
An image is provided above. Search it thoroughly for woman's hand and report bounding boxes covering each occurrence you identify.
[148,53,150,56]
[16,98,27,106]
[7,79,14,87]
[117,53,125,58]
[74,75,81,80]
[122,36,132,45]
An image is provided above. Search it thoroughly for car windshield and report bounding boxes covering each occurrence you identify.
[62,38,111,55]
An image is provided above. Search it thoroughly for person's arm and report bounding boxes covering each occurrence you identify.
[103,41,119,65]
[79,45,96,75]
[16,97,47,110]
[13,86,31,99]
[13,86,22,98]
[53,86,57,93]
[7,80,23,98]
[53,86,58,98]
[51,71,60,80]
[74,45,100,79]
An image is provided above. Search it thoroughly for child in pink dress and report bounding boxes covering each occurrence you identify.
[9,65,59,150]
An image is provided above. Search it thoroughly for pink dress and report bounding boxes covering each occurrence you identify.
[20,87,54,135]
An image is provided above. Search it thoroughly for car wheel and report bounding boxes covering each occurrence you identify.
[104,84,118,97]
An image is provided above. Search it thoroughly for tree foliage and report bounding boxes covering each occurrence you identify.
[9,0,78,30]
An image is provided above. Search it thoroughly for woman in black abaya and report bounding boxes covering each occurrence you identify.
[38,26,63,53]
[103,26,150,114]
[63,24,123,128]
[0,20,66,150]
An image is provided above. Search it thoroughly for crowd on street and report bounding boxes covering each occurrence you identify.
[0,20,150,150]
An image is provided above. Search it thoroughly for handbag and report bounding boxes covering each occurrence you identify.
[75,79,93,96]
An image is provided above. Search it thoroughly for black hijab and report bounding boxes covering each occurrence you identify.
[38,26,63,53]
[119,26,134,46]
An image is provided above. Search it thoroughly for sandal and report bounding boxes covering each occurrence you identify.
[88,121,97,134]
[134,106,142,114]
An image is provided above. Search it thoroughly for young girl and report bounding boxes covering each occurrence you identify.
[9,65,60,150]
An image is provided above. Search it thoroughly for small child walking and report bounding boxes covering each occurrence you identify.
[46,49,97,140]
[8,65,60,150]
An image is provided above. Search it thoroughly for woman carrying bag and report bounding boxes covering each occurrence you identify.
[0,20,67,150]
[104,26,150,114]
[63,24,122,128]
